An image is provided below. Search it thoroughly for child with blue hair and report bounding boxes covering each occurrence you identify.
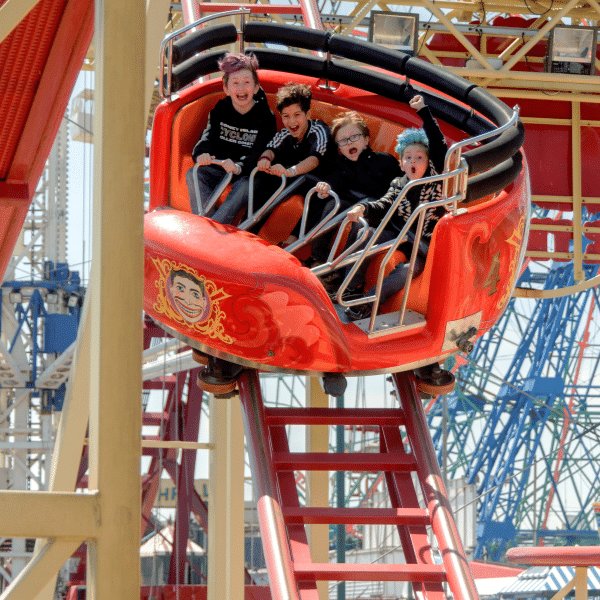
[342,94,448,320]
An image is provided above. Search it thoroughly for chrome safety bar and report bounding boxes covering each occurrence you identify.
[331,166,466,334]
[442,106,520,209]
[238,167,287,230]
[192,160,233,216]
[159,8,250,99]
[285,188,341,253]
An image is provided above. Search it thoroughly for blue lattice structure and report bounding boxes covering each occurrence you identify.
[1,261,83,410]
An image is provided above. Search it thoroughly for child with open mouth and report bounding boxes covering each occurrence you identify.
[336,94,449,321]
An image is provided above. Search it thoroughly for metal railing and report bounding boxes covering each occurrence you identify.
[191,160,233,216]
[303,106,520,335]
[237,168,288,230]
[159,8,250,99]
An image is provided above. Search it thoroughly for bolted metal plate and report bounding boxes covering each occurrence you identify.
[352,309,426,338]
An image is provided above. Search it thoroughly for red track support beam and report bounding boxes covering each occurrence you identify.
[393,372,480,600]
[238,370,301,600]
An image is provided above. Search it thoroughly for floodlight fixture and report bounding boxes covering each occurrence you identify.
[369,11,419,56]
[46,292,59,305]
[67,293,81,308]
[547,25,597,75]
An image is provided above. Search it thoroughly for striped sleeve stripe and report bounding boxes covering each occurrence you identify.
[310,121,329,155]
[267,129,291,150]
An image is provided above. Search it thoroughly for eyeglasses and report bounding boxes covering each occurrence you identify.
[336,133,364,147]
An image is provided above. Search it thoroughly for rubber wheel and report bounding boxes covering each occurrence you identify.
[196,371,237,396]
[416,370,456,396]
[191,349,209,366]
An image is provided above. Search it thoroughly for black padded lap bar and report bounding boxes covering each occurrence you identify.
[465,153,523,202]
[404,57,477,104]
[171,50,225,91]
[170,24,238,65]
[328,35,411,76]
[244,22,330,52]
[251,49,328,79]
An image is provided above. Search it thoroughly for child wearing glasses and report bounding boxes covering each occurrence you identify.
[341,94,448,321]
[309,111,401,264]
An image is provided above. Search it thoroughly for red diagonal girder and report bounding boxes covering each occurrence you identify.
[0,0,93,278]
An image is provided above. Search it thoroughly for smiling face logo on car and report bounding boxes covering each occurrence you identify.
[151,258,234,344]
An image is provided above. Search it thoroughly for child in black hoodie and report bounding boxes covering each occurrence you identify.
[185,52,276,216]
[309,111,402,263]
[342,95,448,320]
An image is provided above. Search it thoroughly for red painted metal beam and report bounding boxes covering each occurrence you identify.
[507,546,600,567]
[265,407,406,426]
[393,372,479,600]
[195,3,302,14]
[273,451,417,471]
[0,0,93,279]
[294,562,446,582]
[283,506,429,525]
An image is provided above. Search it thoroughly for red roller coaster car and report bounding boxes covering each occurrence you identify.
[144,20,529,393]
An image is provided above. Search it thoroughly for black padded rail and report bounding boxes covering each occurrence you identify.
[170,24,238,65]
[171,50,225,91]
[243,21,331,52]
[166,22,525,201]
[465,152,523,203]
[252,50,522,175]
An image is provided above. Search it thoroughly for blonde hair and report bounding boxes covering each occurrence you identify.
[331,111,370,141]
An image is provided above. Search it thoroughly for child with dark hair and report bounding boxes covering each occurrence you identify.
[309,111,402,264]
[185,52,276,215]
[211,82,333,232]
[341,95,448,320]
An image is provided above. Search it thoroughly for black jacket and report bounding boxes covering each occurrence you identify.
[323,147,402,207]
[191,89,276,175]
[361,106,448,240]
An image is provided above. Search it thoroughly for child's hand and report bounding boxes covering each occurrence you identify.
[409,95,425,111]
[347,205,365,222]
[269,163,287,177]
[316,182,331,199]
[257,157,272,171]
[220,158,240,174]
[196,153,213,166]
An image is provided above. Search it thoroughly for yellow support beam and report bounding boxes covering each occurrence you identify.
[307,378,330,600]
[85,0,145,596]
[0,492,99,539]
[208,395,245,600]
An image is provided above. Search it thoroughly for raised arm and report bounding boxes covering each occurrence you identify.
[411,95,448,173]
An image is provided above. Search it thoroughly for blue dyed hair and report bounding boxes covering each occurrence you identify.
[395,128,429,157]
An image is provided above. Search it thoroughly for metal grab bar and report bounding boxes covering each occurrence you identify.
[333,165,467,333]
[442,106,520,207]
[159,8,250,99]
[328,216,370,267]
[238,167,287,230]
[314,108,520,332]
[191,160,233,216]
[295,109,520,266]
[285,188,340,253]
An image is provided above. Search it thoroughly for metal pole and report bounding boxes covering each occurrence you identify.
[394,373,479,600]
[336,394,345,600]
[238,371,300,600]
